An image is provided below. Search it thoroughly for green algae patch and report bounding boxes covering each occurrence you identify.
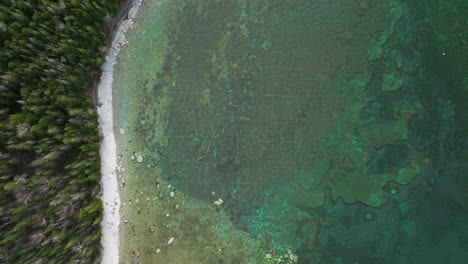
[368,1,404,61]
[381,72,403,92]
[246,191,320,252]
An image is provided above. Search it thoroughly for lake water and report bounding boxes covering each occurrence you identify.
[113,0,468,263]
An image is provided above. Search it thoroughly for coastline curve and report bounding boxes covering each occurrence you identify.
[96,1,142,263]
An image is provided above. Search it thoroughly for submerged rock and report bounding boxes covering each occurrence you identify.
[136,155,144,163]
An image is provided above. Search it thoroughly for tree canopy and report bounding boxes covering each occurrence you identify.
[0,0,118,262]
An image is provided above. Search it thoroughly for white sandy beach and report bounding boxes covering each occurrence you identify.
[97,1,142,263]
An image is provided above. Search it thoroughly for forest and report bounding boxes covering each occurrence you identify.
[0,0,118,262]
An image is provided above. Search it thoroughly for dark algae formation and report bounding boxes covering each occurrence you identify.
[0,0,117,263]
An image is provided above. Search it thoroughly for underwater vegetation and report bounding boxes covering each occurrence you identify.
[0,0,117,262]
[115,0,468,263]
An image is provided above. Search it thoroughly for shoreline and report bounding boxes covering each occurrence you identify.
[96,1,142,263]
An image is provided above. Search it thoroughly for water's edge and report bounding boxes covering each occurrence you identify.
[97,1,142,263]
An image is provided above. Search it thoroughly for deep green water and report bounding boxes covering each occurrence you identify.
[114,0,468,263]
